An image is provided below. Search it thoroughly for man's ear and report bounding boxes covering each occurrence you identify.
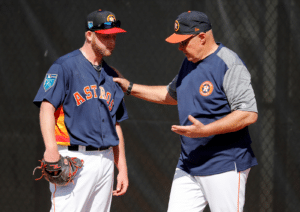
[199,32,206,44]
[85,31,93,43]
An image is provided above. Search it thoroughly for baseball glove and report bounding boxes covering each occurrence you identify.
[33,155,84,186]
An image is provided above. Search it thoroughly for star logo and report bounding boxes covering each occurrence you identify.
[199,81,214,96]
[107,15,116,22]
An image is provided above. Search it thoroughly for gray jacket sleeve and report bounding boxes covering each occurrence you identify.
[223,65,258,113]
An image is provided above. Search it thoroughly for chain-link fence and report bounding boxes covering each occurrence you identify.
[1,0,299,211]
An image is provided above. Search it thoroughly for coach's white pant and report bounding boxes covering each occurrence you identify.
[49,145,114,212]
[167,167,250,212]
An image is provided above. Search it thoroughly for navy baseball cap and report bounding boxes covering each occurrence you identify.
[86,9,126,34]
[166,11,212,43]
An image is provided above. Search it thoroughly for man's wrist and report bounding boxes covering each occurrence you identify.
[126,82,133,95]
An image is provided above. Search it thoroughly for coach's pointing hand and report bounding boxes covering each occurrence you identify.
[171,115,207,138]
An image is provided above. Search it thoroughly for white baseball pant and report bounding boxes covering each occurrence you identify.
[167,166,250,212]
[49,145,114,212]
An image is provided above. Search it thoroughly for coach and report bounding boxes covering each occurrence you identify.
[114,11,258,212]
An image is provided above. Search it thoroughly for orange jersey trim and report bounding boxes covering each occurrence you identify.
[54,106,70,146]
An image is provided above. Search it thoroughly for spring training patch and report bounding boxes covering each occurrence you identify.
[88,21,93,29]
[44,74,58,92]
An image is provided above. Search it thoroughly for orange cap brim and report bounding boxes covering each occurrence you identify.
[165,33,194,43]
[95,28,127,34]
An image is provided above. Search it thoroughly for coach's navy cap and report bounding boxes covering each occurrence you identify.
[166,11,212,43]
[86,9,126,34]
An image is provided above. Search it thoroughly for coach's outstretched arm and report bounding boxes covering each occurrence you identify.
[113,77,177,105]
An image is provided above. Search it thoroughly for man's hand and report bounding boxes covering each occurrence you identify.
[44,148,60,162]
[112,170,129,196]
[172,111,258,138]
[43,148,61,175]
[171,115,207,138]
[113,77,130,92]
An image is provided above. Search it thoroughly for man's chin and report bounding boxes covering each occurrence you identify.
[186,56,193,62]
[103,50,113,57]
[185,56,199,63]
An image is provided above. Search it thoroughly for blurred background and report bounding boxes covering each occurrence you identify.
[1,0,299,211]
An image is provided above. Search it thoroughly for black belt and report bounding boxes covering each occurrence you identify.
[68,145,110,151]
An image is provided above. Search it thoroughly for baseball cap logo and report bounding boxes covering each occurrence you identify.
[107,15,116,22]
[174,20,179,32]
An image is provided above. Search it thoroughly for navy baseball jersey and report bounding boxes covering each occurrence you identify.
[34,49,128,148]
[168,43,258,176]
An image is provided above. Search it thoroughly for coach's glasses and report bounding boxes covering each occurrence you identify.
[90,20,121,31]
[179,33,199,47]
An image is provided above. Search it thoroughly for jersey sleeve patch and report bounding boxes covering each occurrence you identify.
[43,74,58,92]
